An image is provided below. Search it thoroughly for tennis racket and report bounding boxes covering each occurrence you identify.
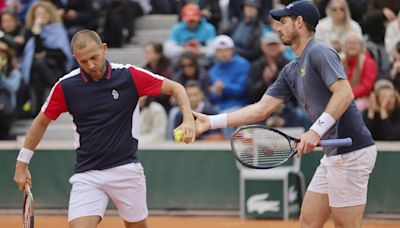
[231,125,352,169]
[22,184,34,228]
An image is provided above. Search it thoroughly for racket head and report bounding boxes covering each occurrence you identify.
[23,185,34,228]
[230,125,298,169]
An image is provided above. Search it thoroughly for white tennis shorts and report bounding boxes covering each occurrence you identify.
[307,145,377,208]
[68,163,148,222]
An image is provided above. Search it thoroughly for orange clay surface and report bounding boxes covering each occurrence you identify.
[1,215,400,228]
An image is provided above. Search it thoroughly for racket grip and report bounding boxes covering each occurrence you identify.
[319,138,352,147]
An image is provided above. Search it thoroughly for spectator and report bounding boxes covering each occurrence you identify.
[362,0,400,45]
[208,35,250,138]
[103,0,152,46]
[389,41,400,92]
[316,0,367,24]
[246,32,309,129]
[315,0,362,53]
[227,0,263,61]
[364,79,400,140]
[150,0,176,14]
[173,80,224,140]
[342,32,377,111]
[385,12,400,57]
[58,0,101,38]
[228,0,272,25]
[21,1,73,116]
[246,32,289,104]
[6,0,36,23]
[0,42,21,140]
[177,0,221,31]
[143,42,174,79]
[163,3,216,65]
[0,10,25,57]
[142,42,174,112]
[139,96,168,143]
[172,52,211,98]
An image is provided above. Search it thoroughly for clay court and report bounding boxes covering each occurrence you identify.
[1,214,400,228]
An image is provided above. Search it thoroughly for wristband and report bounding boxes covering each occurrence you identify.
[310,112,335,137]
[17,148,34,164]
[209,113,227,129]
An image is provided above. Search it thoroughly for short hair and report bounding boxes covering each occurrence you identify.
[71,29,102,51]
[184,80,203,90]
[290,15,316,33]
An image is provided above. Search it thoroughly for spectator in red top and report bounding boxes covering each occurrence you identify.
[342,32,377,111]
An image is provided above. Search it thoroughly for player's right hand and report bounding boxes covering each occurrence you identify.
[192,111,211,136]
[14,161,31,191]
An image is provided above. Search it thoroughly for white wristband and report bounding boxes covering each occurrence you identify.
[17,148,34,164]
[209,113,227,129]
[310,112,335,137]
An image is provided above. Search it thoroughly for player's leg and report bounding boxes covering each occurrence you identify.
[105,163,148,228]
[300,157,331,228]
[299,191,331,228]
[68,172,109,228]
[331,205,365,228]
[124,219,148,228]
[69,216,101,228]
[327,145,377,228]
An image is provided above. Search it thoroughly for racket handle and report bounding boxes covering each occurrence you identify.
[319,137,352,147]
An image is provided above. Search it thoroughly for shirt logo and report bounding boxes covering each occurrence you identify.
[300,67,306,77]
[112,89,119,100]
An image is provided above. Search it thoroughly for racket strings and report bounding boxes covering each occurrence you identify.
[232,128,293,167]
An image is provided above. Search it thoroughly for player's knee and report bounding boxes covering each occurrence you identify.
[299,213,324,228]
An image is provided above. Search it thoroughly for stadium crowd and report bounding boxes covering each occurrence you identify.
[0,0,399,141]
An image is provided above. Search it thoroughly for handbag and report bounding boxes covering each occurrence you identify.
[0,88,13,116]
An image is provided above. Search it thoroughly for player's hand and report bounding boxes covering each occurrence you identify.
[192,111,211,136]
[14,161,32,192]
[296,130,320,157]
[175,120,196,144]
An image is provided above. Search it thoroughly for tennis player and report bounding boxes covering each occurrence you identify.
[194,1,376,227]
[14,30,195,228]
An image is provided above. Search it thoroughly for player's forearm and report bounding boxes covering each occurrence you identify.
[172,84,194,124]
[227,95,283,127]
[23,113,51,150]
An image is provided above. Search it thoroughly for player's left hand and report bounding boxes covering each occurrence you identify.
[296,130,320,157]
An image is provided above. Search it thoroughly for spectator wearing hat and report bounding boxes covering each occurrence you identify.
[208,34,250,138]
[364,79,400,140]
[226,0,263,61]
[164,3,216,65]
[0,41,21,139]
[177,1,221,31]
[389,41,400,92]
[246,32,309,129]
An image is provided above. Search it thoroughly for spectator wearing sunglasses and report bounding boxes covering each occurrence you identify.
[315,0,362,53]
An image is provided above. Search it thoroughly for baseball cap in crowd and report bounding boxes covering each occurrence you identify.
[182,4,201,22]
[243,0,261,8]
[213,35,234,49]
[262,32,282,45]
[270,0,320,27]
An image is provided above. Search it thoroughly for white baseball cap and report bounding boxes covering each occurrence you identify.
[213,35,234,50]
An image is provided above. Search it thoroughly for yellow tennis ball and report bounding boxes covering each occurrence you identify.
[174,130,186,142]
